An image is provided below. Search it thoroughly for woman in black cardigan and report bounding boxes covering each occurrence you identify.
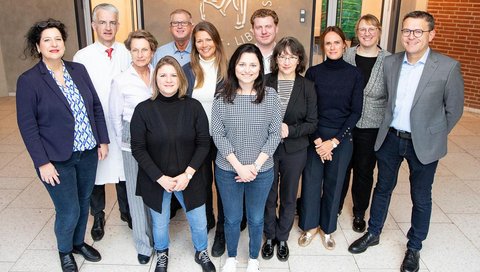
[130,56,215,272]
[261,37,318,262]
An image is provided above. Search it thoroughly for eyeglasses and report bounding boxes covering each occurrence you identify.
[400,28,431,38]
[96,20,118,27]
[277,55,299,62]
[357,27,377,34]
[170,21,191,27]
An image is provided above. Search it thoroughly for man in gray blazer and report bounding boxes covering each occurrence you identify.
[348,11,464,272]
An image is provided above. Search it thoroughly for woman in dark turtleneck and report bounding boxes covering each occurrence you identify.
[298,26,363,250]
[130,56,215,272]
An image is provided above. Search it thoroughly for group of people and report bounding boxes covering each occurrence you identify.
[16,3,464,272]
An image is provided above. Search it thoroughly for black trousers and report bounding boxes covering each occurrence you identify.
[90,181,129,218]
[264,144,307,241]
[339,127,378,218]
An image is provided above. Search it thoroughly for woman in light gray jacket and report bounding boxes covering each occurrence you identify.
[339,14,391,233]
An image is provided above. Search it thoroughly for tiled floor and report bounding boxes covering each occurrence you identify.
[1,95,480,272]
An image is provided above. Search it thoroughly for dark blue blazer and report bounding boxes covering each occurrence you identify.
[16,60,109,168]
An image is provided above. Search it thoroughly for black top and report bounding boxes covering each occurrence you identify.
[355,54,377,86]
[131,93,210,213]
[305,58,364,142]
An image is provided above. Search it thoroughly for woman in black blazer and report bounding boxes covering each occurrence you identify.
[261,37,317,262]
[16,19,109,272]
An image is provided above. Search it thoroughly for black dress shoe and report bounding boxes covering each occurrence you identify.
[72,243,101,262]
[155,249,169,272]
[400,249,420,272]
[138,253,151,264]
[276,240,289,262]
[211,232,225,257]
[59,252,78,272]
[195,250,216,272]
[348,232,380,254]
[91,215,105,241]
[121,212,132,229]
[261,239,275,260]
[352,216,366,233]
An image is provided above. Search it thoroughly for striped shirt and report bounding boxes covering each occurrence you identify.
[211,87,282,172]
[277,79,294,118]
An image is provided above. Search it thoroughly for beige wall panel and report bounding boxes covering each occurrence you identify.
[0,42,8,97]
[0,0,79,95]
[144,0,314,61]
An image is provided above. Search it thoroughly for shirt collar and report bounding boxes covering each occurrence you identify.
[403,47,430,65]
[172,40,192,54]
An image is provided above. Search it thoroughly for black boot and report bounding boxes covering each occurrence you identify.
[59,252,78,272]
[154,249,169,272]
[91,215,105,241]
[195,250,216,272]
[211,232,225,257]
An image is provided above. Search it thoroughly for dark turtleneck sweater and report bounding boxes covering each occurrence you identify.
[305,57,364,142]
[130,92,210,213]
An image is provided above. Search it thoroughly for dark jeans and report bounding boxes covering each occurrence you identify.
[264,144,306,241]
[299,126,352,234]
[215,166,273,259]
[339,127,378,218]
[90,181,129,218]
[41,148,98,253]
[368,131,438,251]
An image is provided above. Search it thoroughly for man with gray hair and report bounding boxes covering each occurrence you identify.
[74,3,132,243]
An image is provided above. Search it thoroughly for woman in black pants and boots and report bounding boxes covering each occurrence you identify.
[261,37,317,261]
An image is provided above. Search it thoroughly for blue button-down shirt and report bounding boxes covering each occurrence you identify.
[152,40,192,67]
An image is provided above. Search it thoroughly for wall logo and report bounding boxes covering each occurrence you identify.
[200,0,249,30]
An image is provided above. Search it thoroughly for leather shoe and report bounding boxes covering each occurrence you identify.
[59,252,78,272]
[91,215,105,241]
[120,212,132,229]
[211,232,225,257]
[400,249,420,272]
[261,239,275,260]
[72,243,101,262]
[276,240,289,262]
[348,232,379,254]
[352,216,366,233]
[138,253,151,264]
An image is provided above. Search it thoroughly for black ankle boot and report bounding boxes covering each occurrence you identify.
[154,249,169,272]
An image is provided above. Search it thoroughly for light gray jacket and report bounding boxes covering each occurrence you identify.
[343,46,390,128]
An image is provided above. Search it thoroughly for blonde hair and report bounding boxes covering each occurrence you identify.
[151,56,188,100]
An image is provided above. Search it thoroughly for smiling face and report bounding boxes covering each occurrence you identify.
[252,16,278,48]
[37,28,65,63]
[402,17,435,61]
[277,47,299,77]
[156,64,179,97]
[130,38,153,69]
[169,12,193,43]
[92,9,118,47]
[323,31,345,60]
[357,19,380,49]
[235,52,261,87]
[195,30,216,60]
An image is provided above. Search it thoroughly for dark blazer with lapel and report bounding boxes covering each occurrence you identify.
[375,50,464,164]
[16,60,109,168]
[265,73,318,153]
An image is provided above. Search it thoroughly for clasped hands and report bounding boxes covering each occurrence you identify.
[235,164,258,183]
[157,173,190,192]
[314,138,334,163]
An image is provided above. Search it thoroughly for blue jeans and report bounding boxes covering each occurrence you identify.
[215,166,274,259]
[369,131,438,251]
[41,148,98,253]
[150,191,207,252]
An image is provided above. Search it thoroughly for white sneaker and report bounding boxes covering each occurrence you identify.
[246,258,260,272]
[221,257,237,272]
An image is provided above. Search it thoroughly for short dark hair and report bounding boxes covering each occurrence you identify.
[23,18,67,59]
[124,30,158,51]
[320,26,347,58]
[250,9,279,26]
[271,36,307,74]
[221,43,265,104]
[403,10,435,31]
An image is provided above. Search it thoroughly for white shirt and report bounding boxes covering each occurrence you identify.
[192,57,217,133]
[391,48,430,132]
[109,64,153,151]
[73,42,131,184]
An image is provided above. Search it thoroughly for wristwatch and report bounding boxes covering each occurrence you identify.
[185,172,193,180]
[331,140,338,149]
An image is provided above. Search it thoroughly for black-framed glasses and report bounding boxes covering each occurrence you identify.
[277,55,299,62]
[400,28,431,38]
[170,21,191,27]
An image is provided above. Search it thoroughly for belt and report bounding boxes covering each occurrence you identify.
[389,127,412,140]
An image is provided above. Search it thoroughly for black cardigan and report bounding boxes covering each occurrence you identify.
[130,94,210,213]
[265,73,318,153]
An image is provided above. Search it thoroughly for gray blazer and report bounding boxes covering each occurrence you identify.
[343,46,390,128]
[374,50,464,164]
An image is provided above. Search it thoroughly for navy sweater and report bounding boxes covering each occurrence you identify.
[305,58,364,142]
